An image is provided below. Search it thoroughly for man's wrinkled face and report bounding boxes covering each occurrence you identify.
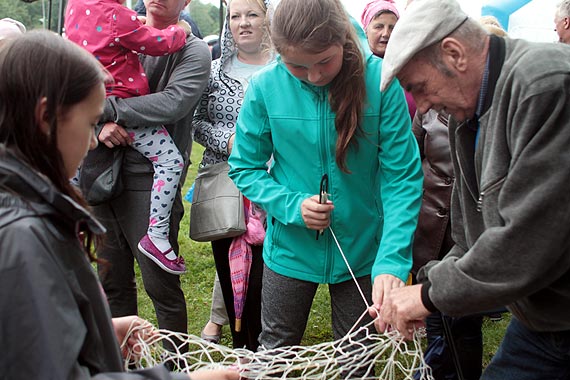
[397,57,476,123]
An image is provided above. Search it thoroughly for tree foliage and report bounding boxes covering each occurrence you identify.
[1,0,62,32]
[188,0,225,38]
[1,0,224,37]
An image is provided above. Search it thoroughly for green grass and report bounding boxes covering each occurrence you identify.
[134,141,507,365]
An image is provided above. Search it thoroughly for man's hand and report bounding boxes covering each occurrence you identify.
[98,122,133,148]
[377,284,429,340]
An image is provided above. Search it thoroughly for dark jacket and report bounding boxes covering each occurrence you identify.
[0,148,185,379]
[411,110,454,275]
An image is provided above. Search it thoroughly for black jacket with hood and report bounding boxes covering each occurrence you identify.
[0,147,186,379]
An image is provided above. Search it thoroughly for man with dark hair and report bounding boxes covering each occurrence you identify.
[134,0,203,39]
[376,0,570,379]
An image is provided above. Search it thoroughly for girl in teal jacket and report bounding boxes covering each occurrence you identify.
[228,0,422,353]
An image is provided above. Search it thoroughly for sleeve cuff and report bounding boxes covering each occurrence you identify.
[421,281,438,313]
[103,97,117,123]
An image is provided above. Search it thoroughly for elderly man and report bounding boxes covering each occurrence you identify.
[555,0,570,43]
[376,0,570,379]
[88,0,211,351]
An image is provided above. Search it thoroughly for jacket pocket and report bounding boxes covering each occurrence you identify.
[266,217,282,262]
[477,176,506,227]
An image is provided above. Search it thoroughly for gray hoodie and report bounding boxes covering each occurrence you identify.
[419,36,570,332]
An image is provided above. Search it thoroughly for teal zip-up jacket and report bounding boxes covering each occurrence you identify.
[228,42,422,285]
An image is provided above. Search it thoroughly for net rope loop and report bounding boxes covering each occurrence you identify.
[123,319,432,379]
[121,227,434,379]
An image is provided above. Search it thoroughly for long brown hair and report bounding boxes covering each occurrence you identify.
[271,0,366,172]
[0,31,106,259]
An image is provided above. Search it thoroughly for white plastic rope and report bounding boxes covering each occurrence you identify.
[121,226,433,379]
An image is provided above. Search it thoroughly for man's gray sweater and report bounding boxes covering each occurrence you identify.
[420,36,570,332]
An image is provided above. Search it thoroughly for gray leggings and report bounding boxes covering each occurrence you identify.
[259,265,374,347]
[259,266,375,377]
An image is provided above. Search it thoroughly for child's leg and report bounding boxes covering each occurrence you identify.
[131,125,183,240]
[129,125,185,274]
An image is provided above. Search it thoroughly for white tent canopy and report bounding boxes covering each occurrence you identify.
[343,0,558,43]
[481,0,558,42]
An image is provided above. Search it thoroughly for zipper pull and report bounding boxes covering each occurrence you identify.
[476,192,484,212]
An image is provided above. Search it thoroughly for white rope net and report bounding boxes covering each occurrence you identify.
[123,227,434,379]
[122,317,433,380]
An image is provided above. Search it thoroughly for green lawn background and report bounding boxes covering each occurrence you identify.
[134,141,509,366]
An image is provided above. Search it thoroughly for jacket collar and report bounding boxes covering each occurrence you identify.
[451,36,507,201]
[478,35,506,119]
[0,148,105,235]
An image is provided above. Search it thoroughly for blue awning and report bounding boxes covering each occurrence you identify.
[481,0,532,29]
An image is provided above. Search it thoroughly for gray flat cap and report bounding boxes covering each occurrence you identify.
[380,0,468,91]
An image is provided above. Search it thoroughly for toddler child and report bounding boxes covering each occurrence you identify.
[65,0,190,275]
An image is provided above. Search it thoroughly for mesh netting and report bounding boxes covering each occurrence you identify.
[122,315,433,380]
[123,227,433,379]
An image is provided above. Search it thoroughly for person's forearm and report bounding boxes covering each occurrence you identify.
[103,42,210,128]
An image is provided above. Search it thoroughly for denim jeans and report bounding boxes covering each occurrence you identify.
[425,312,483,380]
[482,316,570,380]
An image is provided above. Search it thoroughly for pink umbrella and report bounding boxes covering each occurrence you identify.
[228,199,265,331]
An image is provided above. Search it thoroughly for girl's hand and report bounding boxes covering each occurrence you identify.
[112,315,156,359]
[177,19,192,35]
[369,274,405,333]
[301,195,334,230]
[188,368,240,380]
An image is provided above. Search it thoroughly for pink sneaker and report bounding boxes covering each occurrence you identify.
[138,235,186,275]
